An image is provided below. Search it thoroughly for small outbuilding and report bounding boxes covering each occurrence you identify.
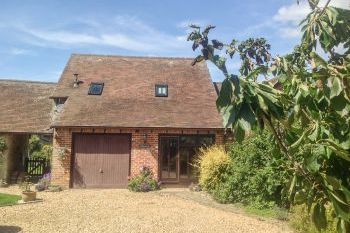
[0,80,55,183]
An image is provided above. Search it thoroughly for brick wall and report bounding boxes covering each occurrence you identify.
[51,127,225,188]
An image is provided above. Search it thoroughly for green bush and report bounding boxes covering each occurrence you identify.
[289,204,337,233]
[29,135,52,160]
[128,166,159,192]
[196,132,289,208]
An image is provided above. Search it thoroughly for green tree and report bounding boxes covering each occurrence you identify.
[29,135,52,161]
[187,0,350,232]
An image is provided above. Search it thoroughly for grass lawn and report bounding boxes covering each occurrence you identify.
[0,193,21,206]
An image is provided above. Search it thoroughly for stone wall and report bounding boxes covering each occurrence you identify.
[51,127,225,188]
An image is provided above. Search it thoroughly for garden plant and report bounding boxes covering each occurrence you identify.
[128,166,160,192]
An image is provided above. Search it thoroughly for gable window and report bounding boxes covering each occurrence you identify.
[54,97,67,105]
[155,84,168,97]
[88,82,104,95]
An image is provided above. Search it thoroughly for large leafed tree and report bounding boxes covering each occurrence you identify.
[188,0,350,232]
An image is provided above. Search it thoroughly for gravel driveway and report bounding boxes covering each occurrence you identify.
[0,187,292,233]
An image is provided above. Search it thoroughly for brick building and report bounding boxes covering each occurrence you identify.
[0,54,226,188]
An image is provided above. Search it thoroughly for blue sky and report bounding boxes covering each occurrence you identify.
[0,0,348,82]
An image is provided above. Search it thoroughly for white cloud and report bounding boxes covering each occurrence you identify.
[279,27,301,38]
[272,0,349,39]
[274,0,350,24]
[176,35,187,42]
[24,29,100,44]
[273,1,310,24]
[10,16,191,54]
[9,48,32,55]
[328,0,350,9]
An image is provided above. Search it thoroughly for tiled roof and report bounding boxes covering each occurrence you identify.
[52,54,223,129]
[0,80,56,134]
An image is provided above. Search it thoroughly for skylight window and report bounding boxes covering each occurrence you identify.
[88,82,104,95]
[155,84,168,97]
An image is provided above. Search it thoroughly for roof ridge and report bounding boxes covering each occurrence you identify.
[0,79,57,85]
[71,53,195,60]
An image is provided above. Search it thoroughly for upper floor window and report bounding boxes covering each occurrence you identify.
[88,82,104,95]
[155,84,168,97]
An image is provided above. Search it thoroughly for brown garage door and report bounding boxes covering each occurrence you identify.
[72,134,131,188]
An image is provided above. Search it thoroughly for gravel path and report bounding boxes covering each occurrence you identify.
[0,186,292,233]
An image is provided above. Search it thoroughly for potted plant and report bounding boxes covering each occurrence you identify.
[20,179,36,202]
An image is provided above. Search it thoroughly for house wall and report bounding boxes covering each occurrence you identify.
[51,127,225,188]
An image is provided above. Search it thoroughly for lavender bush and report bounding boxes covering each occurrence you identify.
[35,172,51,191]
[128,166,159,192]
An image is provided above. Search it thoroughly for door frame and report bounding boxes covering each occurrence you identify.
[158,136,180,183]
[158,134,216,184]
[70,132,132,188]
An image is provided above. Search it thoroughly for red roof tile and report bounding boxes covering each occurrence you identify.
[52,54,223,129]
[0,80,55,133]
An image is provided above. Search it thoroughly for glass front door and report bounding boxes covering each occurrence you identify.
[160,135,215,183]
[160,137,179,181]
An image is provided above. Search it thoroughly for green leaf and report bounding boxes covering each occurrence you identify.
[330,191,349,207]
[312,203,327,231]
[221,105,238,128]
[216,78,239,111]
[326,7,339,26]
[329,191,350,222]
[234,124,245,143]
[257,95,268,113]
[289,174,297,201]
[295,190,307,204]
[245,66,268,80]
[330,77,342,99]
[308,122,319,141]
[307,190,315,213]
[290,127,311,150]
[337,218,350,233]
[305,153,320,173]
[237,103,256,131]
[323,174,342,190]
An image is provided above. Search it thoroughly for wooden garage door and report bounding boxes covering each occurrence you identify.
[72,134,131,188]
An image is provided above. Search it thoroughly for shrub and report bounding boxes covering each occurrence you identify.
[226,132,289,208]
[196,132,289,208]
[195,145,232,194]
[128,166,159,192]
[35,173,51,191]
[289,204,337,233]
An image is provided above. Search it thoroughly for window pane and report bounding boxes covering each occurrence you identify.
[155,84,168,97]
[88,83,104,95]
[198,136,214,147]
